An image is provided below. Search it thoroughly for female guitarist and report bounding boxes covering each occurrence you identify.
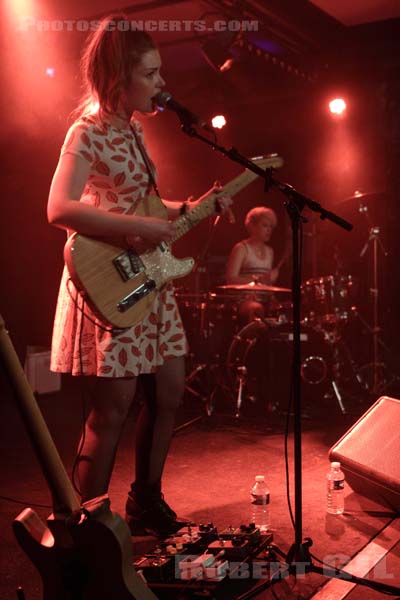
[47,14,232,537]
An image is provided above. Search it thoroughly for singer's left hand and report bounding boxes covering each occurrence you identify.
[211,181,233,214]
[215,191,233,213]
[190,184,234,219]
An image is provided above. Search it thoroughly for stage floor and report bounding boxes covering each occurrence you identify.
[1,375,399,600]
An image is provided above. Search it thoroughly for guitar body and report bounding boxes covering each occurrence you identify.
[64,156,283,329]
[14,507,157,600]
[13,509,72,600]
[65,194,195,329]
[0,316,157,600]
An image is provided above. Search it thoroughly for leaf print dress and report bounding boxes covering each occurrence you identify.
[50,115,188,377]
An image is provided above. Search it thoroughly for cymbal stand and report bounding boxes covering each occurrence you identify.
[359,203,389,393]
[327,327,370,411]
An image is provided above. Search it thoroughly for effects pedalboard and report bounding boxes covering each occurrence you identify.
[133,523,279,598]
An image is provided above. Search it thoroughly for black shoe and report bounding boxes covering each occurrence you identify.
[158,493,177,520]
[125,491,187,537]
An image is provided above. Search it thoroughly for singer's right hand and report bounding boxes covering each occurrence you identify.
[133,216,175,245]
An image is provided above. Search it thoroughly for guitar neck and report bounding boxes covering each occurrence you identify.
[170,166,263,243]
[0,317,80,516]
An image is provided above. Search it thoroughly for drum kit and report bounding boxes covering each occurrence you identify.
[176,190,400,419]
[176,274,367,419]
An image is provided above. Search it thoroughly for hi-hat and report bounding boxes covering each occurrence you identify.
[218,282,291,293]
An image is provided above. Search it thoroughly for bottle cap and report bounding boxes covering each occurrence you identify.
[331,461,341,469]
[255,475,265,482]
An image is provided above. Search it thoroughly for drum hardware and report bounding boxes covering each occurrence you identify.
[300,274,357,328]
[353,311,400,394]
[235,365,247,418]
[178,284,368,418]
[330,379,346,414]
[184,362,208,402]
[358,205,394,394]
[181,360,223,420]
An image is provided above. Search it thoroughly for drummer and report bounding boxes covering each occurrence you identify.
[226,206,279,323]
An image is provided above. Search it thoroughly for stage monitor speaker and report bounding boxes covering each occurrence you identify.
[329,396,400,512]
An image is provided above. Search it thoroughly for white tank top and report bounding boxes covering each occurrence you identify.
[239,241,273,278]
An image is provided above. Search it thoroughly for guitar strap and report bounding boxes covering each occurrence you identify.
[130,124,162,202]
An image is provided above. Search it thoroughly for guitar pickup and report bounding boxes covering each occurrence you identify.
[117,280,156,312]
[113,250,144,281]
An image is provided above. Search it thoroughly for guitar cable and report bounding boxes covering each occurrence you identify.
[0,494,51,509]
[71,290,88,498]
[66,277,126,334]
[66,278,127,497]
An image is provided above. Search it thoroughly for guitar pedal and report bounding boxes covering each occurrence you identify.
[133,554,174,583]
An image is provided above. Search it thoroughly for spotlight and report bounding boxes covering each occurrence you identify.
[45,67,55,78]
[329,98,347,116]
[211,115,226,129]
[201,31,238,72]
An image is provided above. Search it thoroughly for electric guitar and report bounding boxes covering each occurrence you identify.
[0,314,157,599]
[64,154,283,329]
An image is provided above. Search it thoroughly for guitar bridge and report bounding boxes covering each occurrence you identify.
[113,250,144,281]
[117,280,156,312]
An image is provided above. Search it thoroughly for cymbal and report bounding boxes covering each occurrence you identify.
[218,282,291,293]
[343,190,385,202]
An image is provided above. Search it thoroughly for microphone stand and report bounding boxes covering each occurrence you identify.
[192,212,221,295]
[189,213,224,417]
[175,120,400,597]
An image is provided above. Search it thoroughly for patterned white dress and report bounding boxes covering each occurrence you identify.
[50,115,188,377]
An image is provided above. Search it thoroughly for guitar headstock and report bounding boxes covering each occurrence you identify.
[250,153,284,170]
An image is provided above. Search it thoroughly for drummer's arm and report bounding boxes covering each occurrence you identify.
[226,243,250,284]
[260,268,279,284]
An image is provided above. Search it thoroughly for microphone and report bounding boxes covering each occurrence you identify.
[153,91,214,133]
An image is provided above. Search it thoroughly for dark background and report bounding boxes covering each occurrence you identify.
[1,0,400,364]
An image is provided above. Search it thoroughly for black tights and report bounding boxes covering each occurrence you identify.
[77,356,185,503]
[133,365,184,497]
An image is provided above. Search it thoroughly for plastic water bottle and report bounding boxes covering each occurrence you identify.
[327,461,345,514]
[250,475,270,531]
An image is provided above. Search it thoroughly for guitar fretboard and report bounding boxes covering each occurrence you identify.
[170,156,281,244]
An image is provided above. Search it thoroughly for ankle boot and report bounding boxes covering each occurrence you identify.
[125,489,187,537]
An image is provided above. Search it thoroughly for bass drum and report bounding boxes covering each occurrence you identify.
[226,320,332,415]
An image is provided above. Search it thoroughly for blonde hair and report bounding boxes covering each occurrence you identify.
[76,14,157,120]
[245,206,277,231]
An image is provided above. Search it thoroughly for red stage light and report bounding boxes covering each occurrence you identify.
[329,98,347,116]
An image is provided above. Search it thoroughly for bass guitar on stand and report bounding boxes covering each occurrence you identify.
[0,314,157,600]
